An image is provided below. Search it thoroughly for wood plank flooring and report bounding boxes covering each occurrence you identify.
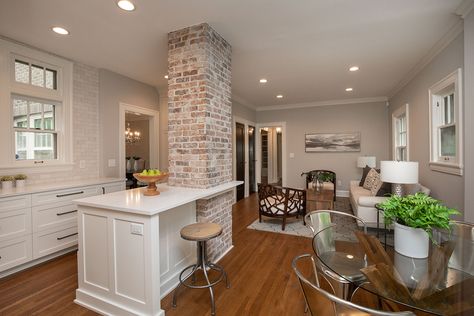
[0,194,314,315]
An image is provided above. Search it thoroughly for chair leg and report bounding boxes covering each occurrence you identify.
[259,212,262,223]
[282,216,286,231]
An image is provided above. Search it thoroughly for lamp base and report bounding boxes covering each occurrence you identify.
[392,183,404,197]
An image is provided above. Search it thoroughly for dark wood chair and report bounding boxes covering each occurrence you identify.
[302,170,336,201]
[257,183,306,231]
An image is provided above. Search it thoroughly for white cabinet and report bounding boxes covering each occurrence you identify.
[0,179,124,275]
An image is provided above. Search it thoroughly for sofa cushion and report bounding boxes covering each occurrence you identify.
[370,173,383,196]
[376,182,392,197]
[359,166,372,186]
[363,169,379,190]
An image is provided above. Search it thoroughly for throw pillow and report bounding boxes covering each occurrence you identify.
[359,166,372,186]
[370,173,383,196]
[376,182,392,197]
[363,168,379,190]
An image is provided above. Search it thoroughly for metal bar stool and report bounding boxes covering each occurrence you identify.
[172,222,230,316]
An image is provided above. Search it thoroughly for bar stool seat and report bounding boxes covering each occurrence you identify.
[172,222,230,316]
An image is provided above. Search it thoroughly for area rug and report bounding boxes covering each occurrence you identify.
[247,197,354,238]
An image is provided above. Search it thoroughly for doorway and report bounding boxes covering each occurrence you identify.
[256,122,286,187]
[248,125,256,193]
[236,122,245,201]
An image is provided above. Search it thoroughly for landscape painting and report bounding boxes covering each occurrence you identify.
[305,132,361,152]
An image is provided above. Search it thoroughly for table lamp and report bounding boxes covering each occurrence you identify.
[357,156,376,168]
[380,161,418,197]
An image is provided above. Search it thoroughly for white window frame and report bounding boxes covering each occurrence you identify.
[0,38,73,171]
[428,68,463,176]
[392,103,409,161]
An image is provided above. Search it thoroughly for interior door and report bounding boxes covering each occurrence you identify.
[248,126,256,193]
[236,122,245,201]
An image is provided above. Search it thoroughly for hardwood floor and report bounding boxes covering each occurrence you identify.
[0,194,313,315]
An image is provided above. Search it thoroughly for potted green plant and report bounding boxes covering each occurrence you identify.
[14,174,27,188]
[379,193,459,258]
[1,175,15,190]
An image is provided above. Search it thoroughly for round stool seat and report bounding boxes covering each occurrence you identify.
[180,222,222,241]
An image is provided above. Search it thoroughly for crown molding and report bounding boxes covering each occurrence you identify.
[231,94,257,109]
[388,20,464,99]
[256,96,388,112]
[456,0,474,19]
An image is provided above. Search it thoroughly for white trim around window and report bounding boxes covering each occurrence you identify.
[0,38,73,171]
[392,103,409,161]
[428,68,463,176]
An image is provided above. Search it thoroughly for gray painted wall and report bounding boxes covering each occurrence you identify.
[232,100,257,122]
[388,33,464,211]
[99,69,160,177]
[256,101,389,191]
[464,11,474,222]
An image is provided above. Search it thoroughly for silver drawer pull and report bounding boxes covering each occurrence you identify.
[57,233,78,240]
[56,191,84,198]
[57,210,78,216]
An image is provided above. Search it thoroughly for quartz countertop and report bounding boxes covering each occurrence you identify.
[74,181,242,216]
[0,177,125,198]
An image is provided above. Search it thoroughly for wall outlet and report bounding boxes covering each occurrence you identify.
[337,180,342,186]
[108,159,116,167]
[130,223,144,236]
[79,160,86,169]
[289,153,295,158]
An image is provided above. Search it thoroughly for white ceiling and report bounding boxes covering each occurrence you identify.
[0,0,464,108]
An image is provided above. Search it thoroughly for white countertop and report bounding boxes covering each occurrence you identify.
[0,177,125,198]
[74,181,242,216]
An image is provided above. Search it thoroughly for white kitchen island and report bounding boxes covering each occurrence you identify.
[73,181,240,316]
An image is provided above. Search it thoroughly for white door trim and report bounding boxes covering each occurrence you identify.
[256,122,287,187]
[119,103,160,179]
[233,116,256,197]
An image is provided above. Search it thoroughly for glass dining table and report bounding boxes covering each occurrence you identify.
[313,222,474,315]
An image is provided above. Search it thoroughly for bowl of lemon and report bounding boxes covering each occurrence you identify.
[133,169,169,196]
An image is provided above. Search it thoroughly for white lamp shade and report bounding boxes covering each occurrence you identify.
[380,161,419,184]
[357,156,376,168]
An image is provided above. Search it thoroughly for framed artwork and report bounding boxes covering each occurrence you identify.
[305,132,361,152]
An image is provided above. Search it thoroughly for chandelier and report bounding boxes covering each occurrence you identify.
[125,123,141,144]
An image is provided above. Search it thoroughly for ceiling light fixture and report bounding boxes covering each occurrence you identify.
[164,75,168,79]
[259,78,267,83]
[117,0,135,11]
[345,88,353,92]
[349,66,359,72]
[276,94,283,99]
[52,27,69,35]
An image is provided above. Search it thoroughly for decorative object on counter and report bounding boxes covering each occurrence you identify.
[380,161,418,197]
[378,193,459,258]
[125,122,141,144]
[1,175,15,190]
[14,174,27,188]
[132,156,143,172]
[126,156,132,172]
[133,169,169,196]
[357,156,376,168]
[305,132,360,152]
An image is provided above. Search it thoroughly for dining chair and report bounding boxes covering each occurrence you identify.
[305,210,368,300]
[292,253,415,316]
[446,221,474,275]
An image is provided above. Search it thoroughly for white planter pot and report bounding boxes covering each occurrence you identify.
[1,181,13,190]
[394,222,429,258]
[16,179,26,188]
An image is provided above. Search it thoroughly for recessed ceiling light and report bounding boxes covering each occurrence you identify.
[52,27,69,35]
[117,0,135,11]
[164,75,168,79]
[259,78,267,83]
[345,88,353,92]
[349,66,359,72]
[276,94,283,99]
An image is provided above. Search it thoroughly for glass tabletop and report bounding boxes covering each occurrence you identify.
[312,223,474,315]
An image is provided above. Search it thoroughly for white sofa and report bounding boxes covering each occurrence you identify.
[349,180,431,226]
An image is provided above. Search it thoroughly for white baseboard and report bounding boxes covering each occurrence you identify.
[336,190,349,198]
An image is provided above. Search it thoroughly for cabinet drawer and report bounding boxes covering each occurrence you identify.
[33,225,78,259]
[32,202,77,233]
[32,186,98,206]
[0,208,31,242]
[0,235,32,272]
[0,195,31,212]
[101,181,125,194]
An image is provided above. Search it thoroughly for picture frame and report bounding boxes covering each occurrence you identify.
[305,132,361,152]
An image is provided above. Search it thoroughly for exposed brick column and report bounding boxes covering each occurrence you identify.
[168,23,233,260]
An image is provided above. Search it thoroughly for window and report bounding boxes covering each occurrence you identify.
[392,104,409,161]
[429,68,463,175]
[0,38,73,169]
[13,96,57,160]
